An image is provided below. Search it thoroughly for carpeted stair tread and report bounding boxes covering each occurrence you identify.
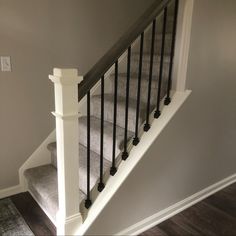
[47,143,111,193]
[24,164,86,221]
[144,34,173,47]
[92,94,150,132]
[153,33,173,41]
[79,116,133,162]
[143,14,174,35]
[109,73,158,89]
[134,33,173,54]
[109,72,169,89]
[109,73,168,106]
[130,53,170,76]
[78,144,111,192]
[131,53,170,63]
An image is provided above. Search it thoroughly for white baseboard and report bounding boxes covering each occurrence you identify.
[0,185,23,199]
[117,173,236,236]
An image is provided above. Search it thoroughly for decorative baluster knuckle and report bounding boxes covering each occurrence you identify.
[154,110,161,119]
[98,183,105,192]
[85,199,92,209]
[110,166,117,176]
[164,96,171,105]
[144,123,151,132]
[133,137,140,146]
[122,151,129,161]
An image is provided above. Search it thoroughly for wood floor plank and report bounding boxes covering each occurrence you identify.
[7,184,236,236]
[204,190,236,219]
[11,192,56,236]
[170,214,202,235]
[141,183,236,236]
[140,226,168,236]
[178,201,236,236]
[221,183,236,198]
[158,219,196,236]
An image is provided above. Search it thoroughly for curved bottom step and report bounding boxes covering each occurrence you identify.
[24,164,86,222]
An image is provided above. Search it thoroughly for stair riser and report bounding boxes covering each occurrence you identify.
[92,96,152,132]
[130,59,170,78]
[78,145,110,194]
[109,76,168,106]
[133,36,172,55]
[49,144,111,194]
[50,115,134,165]
[51,149,57,168]
[145,17,174,35]
[79,117,133,162]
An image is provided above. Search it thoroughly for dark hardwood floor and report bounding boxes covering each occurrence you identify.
[10,192,56,236]
[140,183,236,236]
[8,183,236,236]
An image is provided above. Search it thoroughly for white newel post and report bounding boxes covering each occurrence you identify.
[49,68,83,235]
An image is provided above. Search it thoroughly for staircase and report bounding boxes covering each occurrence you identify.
[22,0,179,234]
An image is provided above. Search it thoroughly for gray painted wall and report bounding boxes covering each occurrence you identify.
[0,0,154,189]
[86,0,236,234]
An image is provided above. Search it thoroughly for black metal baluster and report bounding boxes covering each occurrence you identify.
[154,7,168,118]
[164,0,179,105]
[85,91,92,209]
[98,76,105,192]
[122,46,131,160]
[144,19,156,132]
[110,61,118,176]
[133,33,144,146]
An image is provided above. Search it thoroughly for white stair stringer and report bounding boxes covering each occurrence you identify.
[76,90,191,235]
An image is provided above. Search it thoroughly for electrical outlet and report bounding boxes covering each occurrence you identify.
[1,56,11,72]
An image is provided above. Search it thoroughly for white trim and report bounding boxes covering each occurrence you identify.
[52,111,79,120]
[117,173,236,236]
[19,130,56,191]
[76,90,191,236]
[50,68,83,236]
[0,185,23,199]
[49,68,82,85]
[174,0,195,92]
[57,212,83,236]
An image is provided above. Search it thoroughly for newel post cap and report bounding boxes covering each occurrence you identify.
[49,68,83,85]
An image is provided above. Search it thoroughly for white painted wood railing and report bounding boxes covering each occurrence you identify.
[49,68,83,235]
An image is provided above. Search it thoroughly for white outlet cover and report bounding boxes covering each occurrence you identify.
[1,56,11,72]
